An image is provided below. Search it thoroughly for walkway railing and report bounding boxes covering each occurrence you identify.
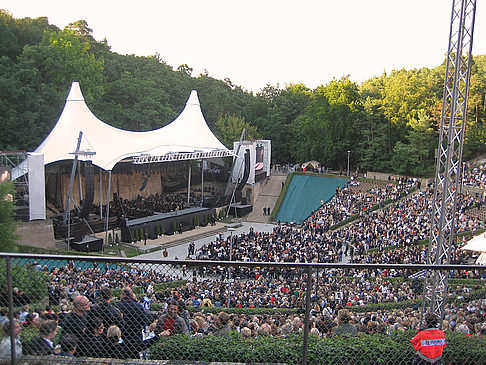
[1,253,486,364]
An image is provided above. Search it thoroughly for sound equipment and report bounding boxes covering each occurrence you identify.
[70,235,103,252]
[79,161,94,219]
[236,149,250,191]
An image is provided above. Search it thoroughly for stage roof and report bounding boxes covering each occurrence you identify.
[13,82,232,178]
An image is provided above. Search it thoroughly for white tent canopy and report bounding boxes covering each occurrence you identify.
[461,233,486,265]
[13,82,231,178]
[461,233,486,252]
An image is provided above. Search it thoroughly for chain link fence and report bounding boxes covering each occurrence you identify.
[1,253,486,364]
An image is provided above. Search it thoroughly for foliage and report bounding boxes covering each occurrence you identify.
[1,12,486,175]
[148,331,486,364]
[193,215,200,227]
[0,260,49,302]
[269,173,294,221]
[132,228,139,242]
[0,181,17,252]
[215,114,260,148]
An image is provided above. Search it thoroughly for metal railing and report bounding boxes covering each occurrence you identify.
[1,253,486,364]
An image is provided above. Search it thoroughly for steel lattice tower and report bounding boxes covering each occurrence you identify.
[420,0,477,324]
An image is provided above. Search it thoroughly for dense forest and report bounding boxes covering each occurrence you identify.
[1,10,485,176]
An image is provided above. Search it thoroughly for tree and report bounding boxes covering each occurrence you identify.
[215,115,260,148]
[255,84,311,163]
[0,181,18,252]
[391,110,437,176]
[294,78,363,168]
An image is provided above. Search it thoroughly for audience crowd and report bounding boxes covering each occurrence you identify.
[3,168,486,360]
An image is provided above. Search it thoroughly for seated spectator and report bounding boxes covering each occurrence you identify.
[332,309,357,337]
[24,320,58,356]
[0,319,22,359]
[56,333,78,357]
[105,324,159,359]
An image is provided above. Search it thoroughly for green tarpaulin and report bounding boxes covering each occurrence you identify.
[275,175,346,224]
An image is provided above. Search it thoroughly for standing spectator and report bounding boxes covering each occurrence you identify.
[410,313,446,365]
[154,301,189,336]
[104,324,159,359]
[115,287,152,348]
[89,288,124,329]
[332,309,357,337]
[56,333,78,357]
[77,317,105,358]
[59,295,90,342]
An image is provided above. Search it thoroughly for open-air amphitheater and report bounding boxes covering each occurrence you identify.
[2,0,486,361]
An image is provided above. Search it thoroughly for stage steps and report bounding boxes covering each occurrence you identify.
[246,174,287,223]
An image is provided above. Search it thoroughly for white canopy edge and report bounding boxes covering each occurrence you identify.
[461,232,486,253]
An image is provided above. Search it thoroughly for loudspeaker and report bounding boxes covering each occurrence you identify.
[236,149,250,191]
[79,161,94,219]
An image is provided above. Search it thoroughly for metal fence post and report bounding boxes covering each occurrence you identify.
[302,265,313,365]
[6,256,16,365]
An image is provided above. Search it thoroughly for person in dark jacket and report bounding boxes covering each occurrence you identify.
[115,287,153,348]
[76,316,105,358]
[59,295,90,342]
[24,320,58,356]
[89,287,124,329]
[56,333,78,357]
[104,325,159,359]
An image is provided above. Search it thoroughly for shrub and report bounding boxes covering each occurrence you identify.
[194,216,200,227]
[147,331,486,364]
[0,261,49,304]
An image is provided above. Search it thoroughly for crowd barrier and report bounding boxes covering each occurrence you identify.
[1,253,486,364]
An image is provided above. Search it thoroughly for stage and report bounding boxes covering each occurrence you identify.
[121,206,216,242]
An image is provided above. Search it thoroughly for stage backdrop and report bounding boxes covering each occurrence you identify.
[232,140,271,185]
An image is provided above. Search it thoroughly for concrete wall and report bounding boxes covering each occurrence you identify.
[15,220,56,249]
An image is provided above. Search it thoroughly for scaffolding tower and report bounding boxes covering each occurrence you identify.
[420,0,477,324]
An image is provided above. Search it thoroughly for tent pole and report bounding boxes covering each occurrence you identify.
[104,170,112,251]
[63,132,83,225]
[201,159,204,206]
[78,162,83,203]
[187,164,191,205]
[99,168,103,218]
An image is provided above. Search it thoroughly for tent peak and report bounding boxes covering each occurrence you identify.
[186,90,200,106]
[66,82,85,102]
